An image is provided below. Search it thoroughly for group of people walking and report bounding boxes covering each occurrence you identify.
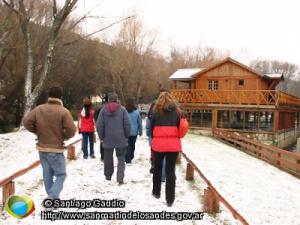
[23,86,184,207]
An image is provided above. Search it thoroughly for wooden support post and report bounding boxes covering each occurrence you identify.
[172,80,177,89]
[176,152,182,164]
[277,153,281,167]
[273,111,279,132]
[212,109,218,129]
[186,163,194,181]
[67,145,76,160]
[204,187,219,214]
[2,181,15,207]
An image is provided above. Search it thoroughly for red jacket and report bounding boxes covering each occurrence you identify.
[151,107,181,152]
[79,110,95,132]
[152,126,181,152]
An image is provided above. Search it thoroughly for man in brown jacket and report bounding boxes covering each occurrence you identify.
[23,86,76,199]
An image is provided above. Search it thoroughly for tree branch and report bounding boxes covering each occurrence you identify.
[63,15,136,46]
[52,0,57,18]
[2,0,19,15]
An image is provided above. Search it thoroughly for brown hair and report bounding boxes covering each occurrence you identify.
[48,86,63,99]
[125,97,137,113]
[83,97,92,118]
[153,92,181,114]
[83,97,91,106]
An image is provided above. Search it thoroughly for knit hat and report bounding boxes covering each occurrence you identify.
[108,92,118,102]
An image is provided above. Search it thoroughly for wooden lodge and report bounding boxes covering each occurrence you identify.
[170,57,300,148]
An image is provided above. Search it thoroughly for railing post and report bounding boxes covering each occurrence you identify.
[2,181,15,207]
[176,152,182,164]
[277,153,281,167]
[204,187,219,214]
[186,163,194,181]
[67,145,76,160]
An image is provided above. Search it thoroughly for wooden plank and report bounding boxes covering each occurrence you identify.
[181,152,249,225]
[0,138,82,187]
[172,89,300,107]
[0,160,40,187]
[186,163,194,181]
[213,129,300,178]
[67,145,76,160]
[2,181,15,207]
[204,187,219,214]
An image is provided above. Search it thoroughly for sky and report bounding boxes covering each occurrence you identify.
[74,0,300,66]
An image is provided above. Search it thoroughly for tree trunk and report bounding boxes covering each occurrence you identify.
[23,29,34,115]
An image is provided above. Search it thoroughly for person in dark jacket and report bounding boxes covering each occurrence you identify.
[96,93,131,184]
[93,94,108,161]
[78,98,95,159]
[150,91,181,207]
[147,88,170,173]
[125,97,142,163]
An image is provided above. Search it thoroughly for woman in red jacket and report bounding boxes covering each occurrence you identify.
[150,91,181,207]
[78,98,95,159]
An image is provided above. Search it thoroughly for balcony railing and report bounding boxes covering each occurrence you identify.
[171,89,300,107]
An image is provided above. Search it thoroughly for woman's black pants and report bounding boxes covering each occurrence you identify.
[152,151,178,204]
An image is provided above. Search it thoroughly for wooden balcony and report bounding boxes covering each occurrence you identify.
[171,89,300,108]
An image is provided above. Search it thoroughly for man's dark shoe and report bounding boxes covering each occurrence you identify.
[90,155,96,159]
[149,167,154,174]
[105,177,111,181]
[152,193,160,199]
[167,202,173,207]
[118,181,124,185]
[83,156,88,159]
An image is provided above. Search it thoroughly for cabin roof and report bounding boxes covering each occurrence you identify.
[169,68,204,80]
[264,73,284,80]
[169,57,284,81]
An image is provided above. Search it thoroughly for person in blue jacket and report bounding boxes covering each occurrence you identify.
[125,97,142,163]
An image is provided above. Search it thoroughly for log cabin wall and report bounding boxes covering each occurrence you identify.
[279,111,296,130]
[194,62,269,90]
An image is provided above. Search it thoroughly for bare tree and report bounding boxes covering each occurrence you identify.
[2,0,79,115]
[0,3,17,70]
[250,59,300,96]
[110,16,156,103]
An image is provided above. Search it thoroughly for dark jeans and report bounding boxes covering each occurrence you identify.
[103,147,127,182]
[152,152,178,204]
[100,142,104,160]
[82,132,94,158]
[125,136,137,163]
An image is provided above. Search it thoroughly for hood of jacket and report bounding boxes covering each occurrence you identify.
[105,102,121,115]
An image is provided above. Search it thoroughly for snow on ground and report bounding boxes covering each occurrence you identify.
[0,130,238,225]
[0,128,81,179]
[183,134,300,225]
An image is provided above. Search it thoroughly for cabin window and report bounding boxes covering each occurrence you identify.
[208,80,218,90]
[191,109,212,128]
[238,80,244,86]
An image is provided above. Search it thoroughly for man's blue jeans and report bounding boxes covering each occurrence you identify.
[38,152,66,199]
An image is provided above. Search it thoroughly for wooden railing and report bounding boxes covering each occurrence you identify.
[277,91,300,107]
[172,89,300,107]
[0,138,81,207]
[213,129,300,178]
[181,152,249,225]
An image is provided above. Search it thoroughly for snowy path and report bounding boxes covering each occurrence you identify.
[183,134,300,225]
[0,132,238,225]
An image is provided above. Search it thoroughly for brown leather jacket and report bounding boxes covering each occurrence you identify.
[23,98,77,153]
